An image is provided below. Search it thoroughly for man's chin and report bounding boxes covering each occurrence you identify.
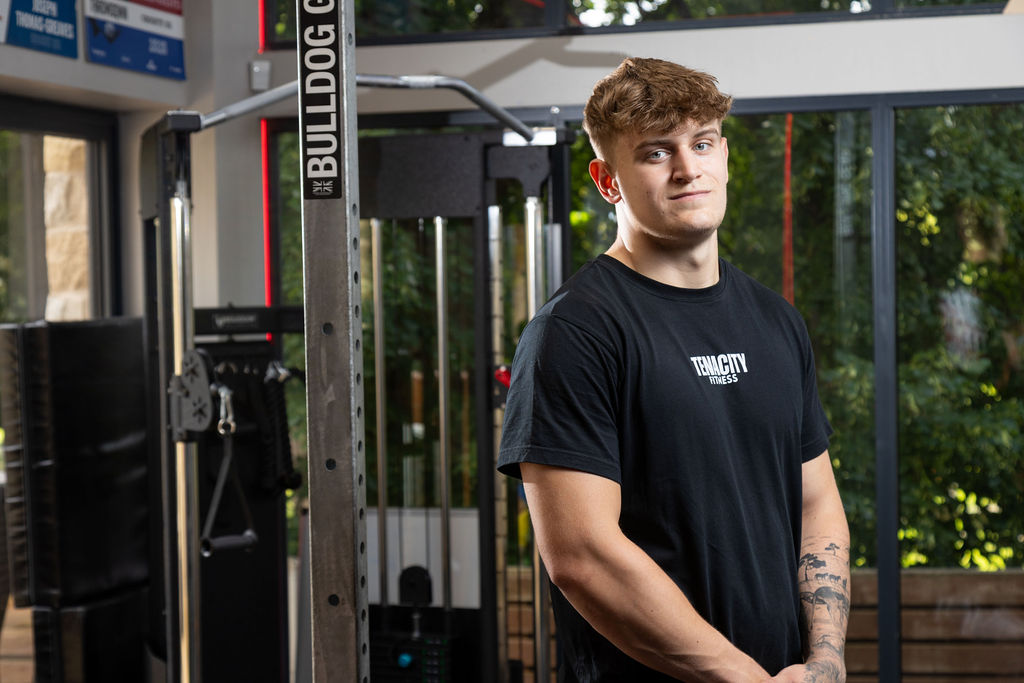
[652,224,720,249]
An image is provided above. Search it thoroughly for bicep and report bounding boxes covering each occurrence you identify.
[802,450,846,527]
[520,463,622,566]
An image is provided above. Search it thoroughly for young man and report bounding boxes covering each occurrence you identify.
[497,58,850,682]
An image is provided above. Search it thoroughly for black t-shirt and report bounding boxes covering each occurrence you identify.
[498,255,832,681]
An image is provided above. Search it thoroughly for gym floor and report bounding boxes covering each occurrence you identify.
[0,599,32,682]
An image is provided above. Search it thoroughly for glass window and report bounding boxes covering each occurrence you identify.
[724,110,876,566]
[574,0,861,27]
[895,102,1024,679]
[894,0,998,7]
[267,0,545,43]
[0,131,99,324]
[267,0,1003,42]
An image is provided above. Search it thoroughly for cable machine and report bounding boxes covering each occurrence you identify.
[140,1,564,679]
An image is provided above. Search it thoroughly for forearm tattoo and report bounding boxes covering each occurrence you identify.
[797,538,850,682]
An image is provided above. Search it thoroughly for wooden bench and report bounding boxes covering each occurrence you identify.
[507,567,1024,682]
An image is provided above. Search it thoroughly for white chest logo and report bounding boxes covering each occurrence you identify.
[689,353,748,385]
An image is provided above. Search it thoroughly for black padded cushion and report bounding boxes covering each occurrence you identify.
[0,318,149,608]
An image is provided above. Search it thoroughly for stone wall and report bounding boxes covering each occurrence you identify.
[43,136,91,321]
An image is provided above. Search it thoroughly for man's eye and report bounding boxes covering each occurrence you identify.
[694,142,711,152]
[648,150,668,160]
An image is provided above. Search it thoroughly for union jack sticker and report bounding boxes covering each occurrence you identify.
[311,179,334,195]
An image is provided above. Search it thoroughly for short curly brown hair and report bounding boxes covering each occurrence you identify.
[583,57,733,160]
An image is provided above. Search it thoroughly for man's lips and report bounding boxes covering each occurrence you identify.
[669,190,710,200]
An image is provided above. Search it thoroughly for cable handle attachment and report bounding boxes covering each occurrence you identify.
[216,383,237,435]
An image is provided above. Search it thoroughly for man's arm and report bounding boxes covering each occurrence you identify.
[521,462,770,683]
[773,451,851,682]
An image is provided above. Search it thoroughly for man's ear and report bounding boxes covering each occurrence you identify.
[589,159,620,204]
[721,136,729,185]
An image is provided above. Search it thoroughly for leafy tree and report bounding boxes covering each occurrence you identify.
[0,130,29,324]
[893,104,1024,570]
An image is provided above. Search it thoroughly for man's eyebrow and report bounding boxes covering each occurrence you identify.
[632,137,674,152]
[632,128,722,153]
[691,127,722,140]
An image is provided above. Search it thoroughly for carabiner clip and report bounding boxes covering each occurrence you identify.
[216,384,237,435]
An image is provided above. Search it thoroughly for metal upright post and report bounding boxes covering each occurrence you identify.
[296,0,369,681]
[524,197,544,317]
[435,216,453,612]
[524,195,550,682]
[372,218,390,612]
[872,101,901,683]
[169,171,202,683]
[488,205,510,683]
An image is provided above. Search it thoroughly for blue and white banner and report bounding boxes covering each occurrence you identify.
[0,0,78,58]
[84,0,184,79]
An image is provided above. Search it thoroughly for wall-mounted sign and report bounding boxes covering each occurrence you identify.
[0,0,78,58]
[84,0,184,79]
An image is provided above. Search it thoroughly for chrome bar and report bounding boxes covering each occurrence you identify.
[435,216,452,611]
[170,181,201,683]
[372,218,389,608]
[200,80,300,129]
[198,75,536,143]
[524,195,550,682]
[488,205,510,683]
[357,74,534,142]
[525,196,543,318]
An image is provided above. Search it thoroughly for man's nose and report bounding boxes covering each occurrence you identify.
[671,151,701,182]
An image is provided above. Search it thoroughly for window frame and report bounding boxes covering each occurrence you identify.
[0,94,121,317]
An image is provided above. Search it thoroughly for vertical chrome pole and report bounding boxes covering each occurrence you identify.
[169,180,201,683]
[435,216,452,611]
[372,218,389,608]
[524,196,543,318]
[297,0,368,681]
[489,204,509,683]
[524,195,550,682]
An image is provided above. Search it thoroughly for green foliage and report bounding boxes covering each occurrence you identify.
[721,111,878,566]
[0,130,28,324]
[578,0,853,26]
[273,0,544,40]
[894,104,1024,570]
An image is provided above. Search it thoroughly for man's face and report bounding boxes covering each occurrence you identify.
[590,120,729,248]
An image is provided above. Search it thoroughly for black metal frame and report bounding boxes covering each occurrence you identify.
[262,0,1005,49]
[0,93,121,315]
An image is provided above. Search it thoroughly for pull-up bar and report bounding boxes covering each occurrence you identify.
[196,74,536,142]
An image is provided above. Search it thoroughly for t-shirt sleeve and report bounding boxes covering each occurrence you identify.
[496,312,621,482]
[798,321,833,463]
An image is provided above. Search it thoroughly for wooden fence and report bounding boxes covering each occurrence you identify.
[507,567,1024,682]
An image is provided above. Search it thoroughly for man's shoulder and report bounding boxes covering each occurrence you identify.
[723,261,814,351]
[725,261,806,319]
[725,260,787,305]
[540,257,630,319]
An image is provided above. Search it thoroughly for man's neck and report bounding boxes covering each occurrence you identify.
[605,234,720,289]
